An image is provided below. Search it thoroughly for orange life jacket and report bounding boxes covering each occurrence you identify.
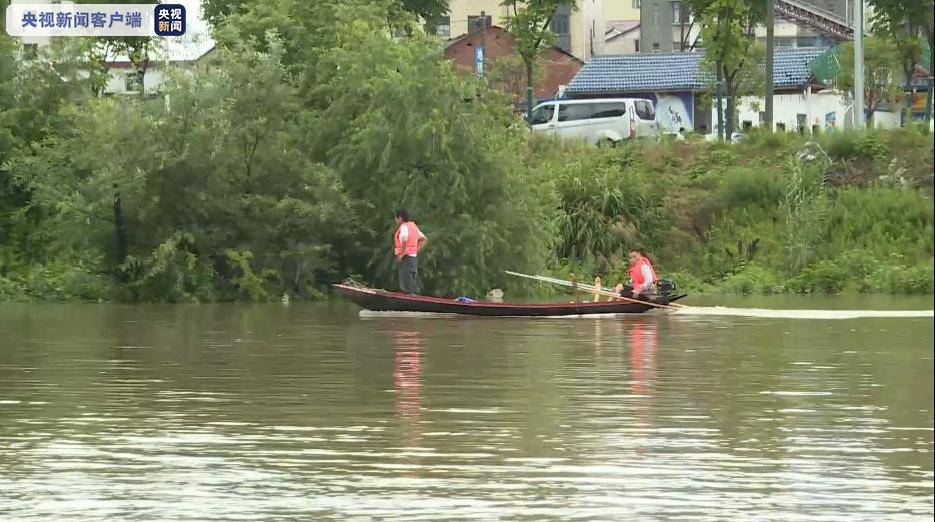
[628,255,658,287]
[394,222,422,256]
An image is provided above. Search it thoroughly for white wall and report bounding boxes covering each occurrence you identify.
[604,32,639,54]
[871,110,900,129]
[708,89,902,135]
[571,0,605,59]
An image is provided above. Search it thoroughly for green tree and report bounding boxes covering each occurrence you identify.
[11,41,359,301]
[873,1,932,124]
[501,0,576,116]
[71,1,158,95]
[869,0,934,125]
[835,37,903,125]
[203,0,449,32]
[297,17,552,294]
[698,0,765,137]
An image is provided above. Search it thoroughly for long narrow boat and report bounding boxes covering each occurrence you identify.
[333,283,687,317]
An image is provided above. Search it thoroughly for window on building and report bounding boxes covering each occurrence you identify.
[528,104,556,125]
[633,0,641,7]
[673,41,683,50]
[652,42,660,51]
[434,15,450,37]
[672,1,683,24]
[467,15,491,33]
[551,14,570,35]
[557,103,593,122]
[125,71,143,93]
[550,5,572,52]
[635,39,640,52]
[634,100,655,120]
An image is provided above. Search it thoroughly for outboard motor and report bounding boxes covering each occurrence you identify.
[656,279,677,296]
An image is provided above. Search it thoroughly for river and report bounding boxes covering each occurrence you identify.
[1,297,932,520]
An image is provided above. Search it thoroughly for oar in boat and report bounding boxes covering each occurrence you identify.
[504,271,682,311]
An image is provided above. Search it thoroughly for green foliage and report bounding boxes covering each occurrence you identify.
[501,0,576,105]
[782,159,829,271]
[868,261,935,294]
[0,0,932,301]
[698,0,765,136]
[720,264,785,295]
[835,38,904,120]
[542,129,932,296]
[792,259,849,294]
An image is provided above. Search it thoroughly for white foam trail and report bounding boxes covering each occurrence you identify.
[673,306,934,320]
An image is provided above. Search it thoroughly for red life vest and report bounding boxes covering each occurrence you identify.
[394,222,422,256]
[628,255,658,287]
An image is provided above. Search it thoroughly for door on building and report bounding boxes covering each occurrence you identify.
[693,94,712,135]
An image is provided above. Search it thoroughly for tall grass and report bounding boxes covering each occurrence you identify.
[541,127,934,294]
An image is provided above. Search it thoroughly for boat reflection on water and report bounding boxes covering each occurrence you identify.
[629,320,658,395]
[628,320,658,455]
[393,329,423,458]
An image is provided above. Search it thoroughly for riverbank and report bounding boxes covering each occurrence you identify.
[537,128,934,296]
[1,21,931,301]
[1,127,932,302]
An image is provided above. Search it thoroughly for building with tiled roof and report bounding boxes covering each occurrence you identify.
[567,47,826,96]
[561,47,869,134]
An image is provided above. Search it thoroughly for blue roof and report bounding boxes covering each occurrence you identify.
[566,47,827,95]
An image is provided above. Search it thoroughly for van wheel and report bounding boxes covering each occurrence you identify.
[597,138,617,148]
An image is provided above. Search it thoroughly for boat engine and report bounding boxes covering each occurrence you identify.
[656,279,677,296]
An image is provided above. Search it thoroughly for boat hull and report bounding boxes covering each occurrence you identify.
[333,284,685,317]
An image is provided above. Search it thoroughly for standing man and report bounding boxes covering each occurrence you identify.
[393,210,427,294]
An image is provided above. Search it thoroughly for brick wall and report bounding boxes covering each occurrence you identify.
[443,26,583,99]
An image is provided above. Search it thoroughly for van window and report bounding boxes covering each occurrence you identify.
[590,102,627,119]
[634,100,655,120]
[528,104,555,125]
[557,104,593,122]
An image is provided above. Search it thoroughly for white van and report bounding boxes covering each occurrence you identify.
[527,98,659,145]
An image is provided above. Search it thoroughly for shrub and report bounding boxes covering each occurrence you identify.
[792,259,849,294]
[868,261,935,294]
[719,264,785,295]
[718,167,785,208]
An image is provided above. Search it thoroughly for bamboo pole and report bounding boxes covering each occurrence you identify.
[504,271,683,310]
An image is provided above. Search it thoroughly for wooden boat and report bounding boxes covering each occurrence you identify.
[333,283,687,317]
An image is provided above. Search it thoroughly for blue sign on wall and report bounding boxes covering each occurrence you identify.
[475,46,484,77]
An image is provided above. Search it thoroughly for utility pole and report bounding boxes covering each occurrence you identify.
[852,0,865,128]
[764,0,775,130]
[716,61,724,140]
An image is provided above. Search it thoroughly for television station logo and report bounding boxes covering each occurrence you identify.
[5,3,187,37]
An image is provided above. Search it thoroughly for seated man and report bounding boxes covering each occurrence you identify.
[622,250,657,299]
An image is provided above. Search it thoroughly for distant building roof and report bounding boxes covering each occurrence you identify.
[567,47,827,95]
[605,20,640,39]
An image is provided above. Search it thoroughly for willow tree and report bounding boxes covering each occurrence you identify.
[216,0,553,295]
[502,0,576,118]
